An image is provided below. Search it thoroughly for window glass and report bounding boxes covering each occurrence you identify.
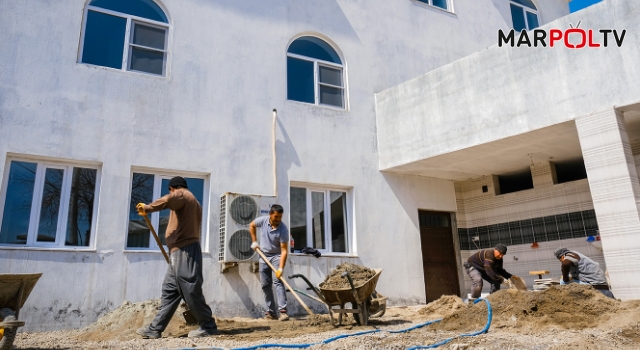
[319,66,342,86]
[129,48,164,75]
[0,161,37,244]
[329,191,347,253]
[65,168,97,247]
[510,4,527,32]
[37,168,64,243]
[432,0,448,10]
[311,192,325,249]
[127,173,154,248]
[132,24,166,49]
[289,187,307,251]
[319,86,344,108]
[526,10,539,29]
[89,0,168,23]
[288,36,341,64]
[81,10,127,69]
[287,57,315,103]
[511,0,537,9]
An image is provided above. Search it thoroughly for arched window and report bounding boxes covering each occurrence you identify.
[287,36,345,109]
[80,0,169,76]
[510,0,539,31]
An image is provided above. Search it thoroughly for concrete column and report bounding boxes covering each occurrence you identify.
[530,161,556,188]
[575,108,640,300]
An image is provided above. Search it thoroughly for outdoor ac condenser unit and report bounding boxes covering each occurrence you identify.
[218,192,276,263]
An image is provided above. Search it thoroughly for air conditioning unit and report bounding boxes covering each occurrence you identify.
[219,192,276,263]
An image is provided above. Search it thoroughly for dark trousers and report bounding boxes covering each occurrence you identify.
[466,265,501,299]
[149,243,216,332]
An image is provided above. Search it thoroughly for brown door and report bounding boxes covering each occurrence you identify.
[419,210,460,303]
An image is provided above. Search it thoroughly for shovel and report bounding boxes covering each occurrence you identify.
[141,213,199,325]
[509,275,528,291]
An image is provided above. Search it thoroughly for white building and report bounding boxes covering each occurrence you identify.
[7,0,635,332]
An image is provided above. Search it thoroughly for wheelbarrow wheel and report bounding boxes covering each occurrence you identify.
[0,308,18,350]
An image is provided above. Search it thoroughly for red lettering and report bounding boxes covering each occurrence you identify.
[565,28,586,49]
[588,29,600,47]
[549,29,562,47]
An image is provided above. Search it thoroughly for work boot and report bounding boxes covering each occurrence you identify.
[188,327,219,338]
[279,311,289,321]
[136,326,161,339]
[264,312,278,320]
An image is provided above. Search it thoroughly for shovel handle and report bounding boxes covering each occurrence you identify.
[142,214,171,265]
[255,248,314,315]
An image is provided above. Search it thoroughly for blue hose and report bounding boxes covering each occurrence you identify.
[406,298,493,350]
[178,299,491,350]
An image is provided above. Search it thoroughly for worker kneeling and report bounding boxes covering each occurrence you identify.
[464,243,513,299]
[554,248,615,299]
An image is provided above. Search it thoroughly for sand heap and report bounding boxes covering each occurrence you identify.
[427,284,620,332]
[418,295,467,319]
[78,299,192,341]
[320,263,376,290]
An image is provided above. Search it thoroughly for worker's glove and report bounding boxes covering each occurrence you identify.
[275,268,283,279]
[501,278,512,287]
[136,203,147,216]
[251,241,259,250]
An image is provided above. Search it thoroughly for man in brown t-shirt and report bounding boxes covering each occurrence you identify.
[135,176,217,338]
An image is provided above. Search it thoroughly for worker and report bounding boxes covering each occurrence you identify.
[464,243,513,299]
[250,204,290,321]
[554,248,614,298]
[135,176,218,338]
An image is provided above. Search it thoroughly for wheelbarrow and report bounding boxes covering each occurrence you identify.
[289,268,387,326]
[0,273,42,350]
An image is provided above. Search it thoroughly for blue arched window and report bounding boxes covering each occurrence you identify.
[80,0,169,76]
[510,0,539,31]
[287,36,345,109]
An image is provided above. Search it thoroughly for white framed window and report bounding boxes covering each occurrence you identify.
[414,0,452,12]
[0,158,100,249]
[287,36,346,109]
[126,171,208,251]
[289,185,351,254]
[510,0,539,31]
[79,0,170,76]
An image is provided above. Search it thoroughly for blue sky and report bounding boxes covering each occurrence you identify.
[570,0,603,13]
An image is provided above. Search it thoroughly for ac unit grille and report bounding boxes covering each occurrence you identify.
[228,229,254,261]
[230,195,258,225]
[218,194,227,262]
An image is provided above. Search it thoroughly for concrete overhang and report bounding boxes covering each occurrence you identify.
[375,0,640,179]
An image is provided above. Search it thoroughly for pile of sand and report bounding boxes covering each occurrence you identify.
[78,300,192,341]
[418,295,467,319]
[320,263,376,289]
[429,284,620,332]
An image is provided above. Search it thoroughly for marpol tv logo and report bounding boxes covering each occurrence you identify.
[498,21,626,48]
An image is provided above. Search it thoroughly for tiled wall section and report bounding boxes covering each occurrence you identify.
[460,237,606,295]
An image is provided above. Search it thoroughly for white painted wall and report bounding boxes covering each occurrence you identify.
[0,0,548,331]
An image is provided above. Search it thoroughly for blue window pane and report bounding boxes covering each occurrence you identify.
[510,4,527,32]
[159,178,204,245]
[287,57,315,103]
[65,168,97,246]
[0,161,37,244]
[89,0,168,23]
[82,10,126,69]
[287,36,341,64]
[128,173,154,248]
[526,11,539,29]
[129,47,164,75]
[432,0,448,10]
[37,168,64,243]
[511,0,537,10]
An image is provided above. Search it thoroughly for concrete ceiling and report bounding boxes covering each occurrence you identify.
[384,121,584,181]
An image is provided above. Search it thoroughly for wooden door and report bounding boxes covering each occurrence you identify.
[419,211,460,303]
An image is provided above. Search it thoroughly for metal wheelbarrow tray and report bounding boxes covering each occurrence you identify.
[290,268,387,326]
[0,273,43,350]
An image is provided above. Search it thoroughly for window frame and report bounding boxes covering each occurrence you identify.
[286,39,348,111]
[289,184,353,256]
[0,157,101,250]
[412,0,454,13]
[124,170,209,252]
[78,4,171,77]
[509,0,540,31]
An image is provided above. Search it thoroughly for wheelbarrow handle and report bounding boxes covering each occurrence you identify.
[288,274,327,303]
[341,271,357,291]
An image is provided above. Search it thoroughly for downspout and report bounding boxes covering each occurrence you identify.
[272,108,278,197]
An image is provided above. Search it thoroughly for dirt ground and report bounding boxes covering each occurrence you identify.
[12,285,640,349]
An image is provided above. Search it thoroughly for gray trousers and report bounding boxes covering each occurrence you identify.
[260,254,287,315]
[466,266,501,299]
[149,243,216,332]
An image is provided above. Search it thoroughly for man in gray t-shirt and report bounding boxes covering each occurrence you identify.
[250,204,290,320]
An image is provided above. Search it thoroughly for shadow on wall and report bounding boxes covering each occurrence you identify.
[221,268,262,317]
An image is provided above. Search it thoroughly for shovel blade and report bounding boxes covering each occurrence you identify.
[182,309,198,326]
[510,276,528,291]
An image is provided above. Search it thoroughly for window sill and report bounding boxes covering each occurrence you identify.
[286,100,349,113]
[291,253,358,258]
[0,245,96,252]
[124,249,212,254]
[410,0,456,16]
[77,62,168,80]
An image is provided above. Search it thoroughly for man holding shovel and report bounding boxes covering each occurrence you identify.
[135,176,218,338]
[250,204,290,321]
[464,243,517,299]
